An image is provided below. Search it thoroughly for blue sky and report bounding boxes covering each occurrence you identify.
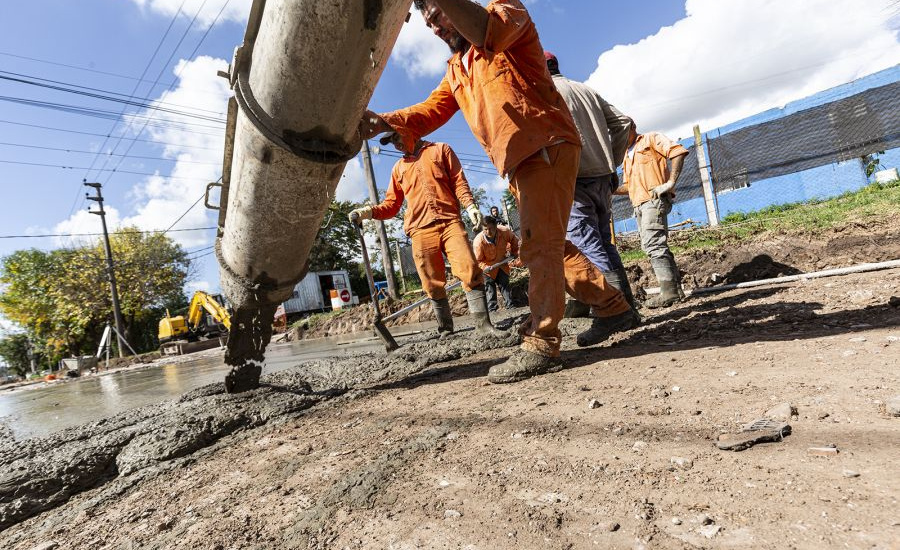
[1,0,898,333]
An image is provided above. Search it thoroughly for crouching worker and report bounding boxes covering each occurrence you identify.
[474,215,519,311]
[350,134,504,338]
[618,126,690,308]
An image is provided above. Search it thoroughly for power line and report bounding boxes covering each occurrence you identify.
[100,0,222,186]
[0,71,227,120]
[0,118,223,151]
[0,227,216,240]
[0,95,225,134]
[0,159,215,181]
[0,140,220,165]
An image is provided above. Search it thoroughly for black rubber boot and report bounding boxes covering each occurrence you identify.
[645,280,681,309]
[603,268,640,311]
[645,258,683,309]
[575,308,641,347]
[431,298,454,338]
[466,286,507,337]
[564,299,591,318]
[487,348,563,384]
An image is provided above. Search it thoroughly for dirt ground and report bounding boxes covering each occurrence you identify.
[2,261,898,548]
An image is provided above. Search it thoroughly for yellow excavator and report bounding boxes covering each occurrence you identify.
[158,291,232,355]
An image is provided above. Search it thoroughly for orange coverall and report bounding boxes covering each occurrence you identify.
[473,225,519,278]
[371,142,482,300]
[381,0,630,357]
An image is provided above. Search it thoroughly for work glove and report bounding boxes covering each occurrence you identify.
[466,204,484,228]
[349,206,373,226]
[650,181,674,199]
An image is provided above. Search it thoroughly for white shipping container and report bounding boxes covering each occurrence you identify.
[282,270,354,315]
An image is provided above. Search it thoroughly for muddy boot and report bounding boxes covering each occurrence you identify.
[466,286,507,337]
[431,298,454,338]
[576,308,641,347]
[645,258,683,309]
[487,348,563,384]
[603,268,640,311]
[564,299,591,318]
[224,363,262,393]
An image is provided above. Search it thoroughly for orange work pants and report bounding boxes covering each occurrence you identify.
[510,143,631,357]
[410,219,483,300]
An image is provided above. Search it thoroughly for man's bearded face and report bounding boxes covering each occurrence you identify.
[420,1,470,53]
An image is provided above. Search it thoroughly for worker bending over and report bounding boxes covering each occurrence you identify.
[474,215,519,311]
[350,135,503,338]
[359,0,637,384]
[546,52,639,314]
[617,126,690,308]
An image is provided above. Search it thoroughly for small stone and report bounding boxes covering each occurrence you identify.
[697,513,713,526]
[808,445,839,456]
[612,427,625,436]
[672,386,680,392]
[29,543,59,550]
[888,296,900,307]
[842,350,857,357]
[588,399,603,409]
[444,509,462,519]
[699,525,722,538]
[602,521,620,532]
[446,431,460,440]
[672,517,682,525]
[842,470,860,478]
[848,336,867,343]
[632,441,648,452]
[817,412,830,420]
[579,385,591,391]
[439,479,451,487]
[650,387,669,399]
[726,371,737,377]
[670,456,694,470]
[765,402,797,421]
[886,395,900,417]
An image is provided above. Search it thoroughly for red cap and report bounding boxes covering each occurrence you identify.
[544,51,557,63]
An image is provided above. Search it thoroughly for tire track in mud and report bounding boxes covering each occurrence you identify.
[0,325,522,532]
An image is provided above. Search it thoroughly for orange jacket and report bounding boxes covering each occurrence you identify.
[622,133,689,207]
[473,226,519,278]
[371,142,475,235]
[380,0,579,177]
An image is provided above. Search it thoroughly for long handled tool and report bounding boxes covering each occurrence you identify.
[382,257,514,323]
[355,223,400,352]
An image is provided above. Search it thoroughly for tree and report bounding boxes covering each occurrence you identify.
[502,189,518,212]
[0,228,192,360]
[307,201,362,272]
[0,333,32,377]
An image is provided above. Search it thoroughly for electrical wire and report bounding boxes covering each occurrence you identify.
[0,119,223,150]
[0,227,216,240]
[0,140,220,165]
[0,159,216,181]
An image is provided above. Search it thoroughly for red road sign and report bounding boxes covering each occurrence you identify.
[339,289,351,303]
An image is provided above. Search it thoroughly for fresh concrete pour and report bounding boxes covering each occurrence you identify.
[0,313,523,532]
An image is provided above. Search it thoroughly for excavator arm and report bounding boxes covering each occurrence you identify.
[186,291,232,332]
[212,0,412,392]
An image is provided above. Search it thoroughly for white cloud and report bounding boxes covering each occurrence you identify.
[185,280,212,294]
[391,9,451,79]
[586,0,900,139]
[54,56,229,248]
[53,206,124,248]
[129,0,250,26]
[335,157,369,203]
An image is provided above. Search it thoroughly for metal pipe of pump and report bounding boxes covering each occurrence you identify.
[213,0,412,392]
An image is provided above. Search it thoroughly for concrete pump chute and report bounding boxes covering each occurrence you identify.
[211,0,412,392]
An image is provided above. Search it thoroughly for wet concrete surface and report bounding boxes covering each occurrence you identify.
[0,321,439,442]
[0,311,524,532]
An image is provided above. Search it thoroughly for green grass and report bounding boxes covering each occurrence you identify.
[618,179,900,262]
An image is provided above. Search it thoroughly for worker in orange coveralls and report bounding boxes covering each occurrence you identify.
[473,215,519,311]
[350,134,504,339]
[358,0,638,384]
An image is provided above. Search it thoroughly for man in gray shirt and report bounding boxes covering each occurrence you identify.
[546,52,638,313]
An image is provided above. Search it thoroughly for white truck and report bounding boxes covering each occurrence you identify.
[282,270,357,317]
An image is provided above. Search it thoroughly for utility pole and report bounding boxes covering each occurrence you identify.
[84,182,128,357]
[693,125,720,227]
[360,141,399,299]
